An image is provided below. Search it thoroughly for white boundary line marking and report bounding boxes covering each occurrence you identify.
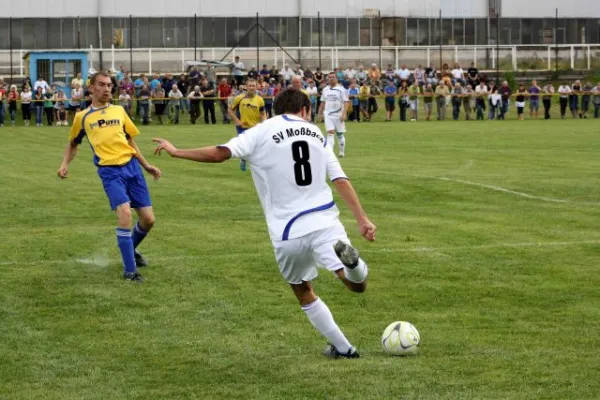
[354,167,599,205]
[2,240,599,267]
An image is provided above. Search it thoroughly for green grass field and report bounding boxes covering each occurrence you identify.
[1,113,600,399]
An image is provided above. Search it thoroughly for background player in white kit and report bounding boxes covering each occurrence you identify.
[153,88,376,358]
[318,73,350,157]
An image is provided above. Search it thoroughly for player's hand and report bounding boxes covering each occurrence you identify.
[152,138,178,157]
[358,217,377,242]
[57,165,68,179]
[145,165,162,181]
[340,114,347,122]
[317,115,323,123]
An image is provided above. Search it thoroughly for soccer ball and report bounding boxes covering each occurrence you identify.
[381,321,420,355]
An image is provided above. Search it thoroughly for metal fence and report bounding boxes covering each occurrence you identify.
[1,44,599,78]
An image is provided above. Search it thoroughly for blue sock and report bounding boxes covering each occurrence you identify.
[131,222,148,250]
[116,228,136,274]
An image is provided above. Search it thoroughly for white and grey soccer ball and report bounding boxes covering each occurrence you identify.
[381,321,420,355]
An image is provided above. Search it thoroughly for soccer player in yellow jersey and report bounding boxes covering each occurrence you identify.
[57,72,161,282]
[228,78,267,171]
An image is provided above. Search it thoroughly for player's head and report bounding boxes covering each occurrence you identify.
[273,88,311,119]
[90,72,113,104]
[291,75,303,90]
[246,79,257,95]
[328,72,337,86]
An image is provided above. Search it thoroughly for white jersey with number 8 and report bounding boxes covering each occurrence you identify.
[220,114,347,242]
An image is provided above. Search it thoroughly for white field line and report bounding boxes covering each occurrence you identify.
[1,240,599,267]
[354,167,599,205]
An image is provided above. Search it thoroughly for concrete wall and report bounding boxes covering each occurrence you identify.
[7,0,599,18]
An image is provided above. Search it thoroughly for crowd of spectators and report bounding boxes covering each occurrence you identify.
[1,59,599,127]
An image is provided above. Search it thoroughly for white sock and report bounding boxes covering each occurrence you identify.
[327,134,335,151]
[344,259,368,284]
[337,134,346,154]
[302,297,352,353]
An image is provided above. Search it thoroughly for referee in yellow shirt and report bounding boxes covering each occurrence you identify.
[57,72,161,282]
[228,78,267,171]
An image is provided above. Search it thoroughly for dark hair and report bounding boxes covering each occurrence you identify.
[90,71,112,85]
[273,88,311,116]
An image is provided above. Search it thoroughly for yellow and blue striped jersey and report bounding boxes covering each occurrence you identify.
[69,105,139,166]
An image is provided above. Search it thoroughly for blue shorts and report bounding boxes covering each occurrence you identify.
[236,126,246,135]
[97,158,152,210]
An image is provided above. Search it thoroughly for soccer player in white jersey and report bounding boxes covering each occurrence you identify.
[153,88,376,359]
[318,72,350,157]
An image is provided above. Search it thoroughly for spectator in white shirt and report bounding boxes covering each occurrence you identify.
[232,56,245,87]
[345,66,357,82]
[20,85,32,126]
[356,66,367,84]
[71,72,84,89]
[168,84,183,124]
[33,76,49,94]
[475,81,488,120]
[451,63,465,85]
[395,65,411,84]
[558,84,571,119]
[281,64,294,87]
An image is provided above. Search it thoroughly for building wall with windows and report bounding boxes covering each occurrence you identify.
[0,0,599,50]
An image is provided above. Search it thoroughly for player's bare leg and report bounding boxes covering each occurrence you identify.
[132,206,156,267]
[290,281,359,359]
[115,203,142,281]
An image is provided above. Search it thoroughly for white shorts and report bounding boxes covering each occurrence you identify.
[272,222,350,284]
[324,116,346,133]
[409,100,418,110]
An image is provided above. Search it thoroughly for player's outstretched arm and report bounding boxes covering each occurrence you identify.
[153,138,231,163]
[128,138,162,181]
[57,141,78,179]
[333,178,376,242]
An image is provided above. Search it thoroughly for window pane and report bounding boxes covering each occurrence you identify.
[476,19,487,45]
[84,18,99,48]
[201,17,212,47]
[431,18,441,46]
[348,18,359,46]
[0,19,9,49]
[417,19,429,45]
[442,19,452,45]
[465,19,475,45]
[238,18,253,47]
[177,18,190,47]
[287,17,298,46]
[371,17,381,46]
[453,19,464,45]
[48,19,63,48]
[22,19,38,49]
[62,19,76,48]
[336,18,347,46]
[407,19,418,46]
[499,18,511,44]
[323,18,335,46]
[262,17,277,47]
[300,18,311,47]
[11,19,23,49]
[360,18,371,46]
[214,18,226,47]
